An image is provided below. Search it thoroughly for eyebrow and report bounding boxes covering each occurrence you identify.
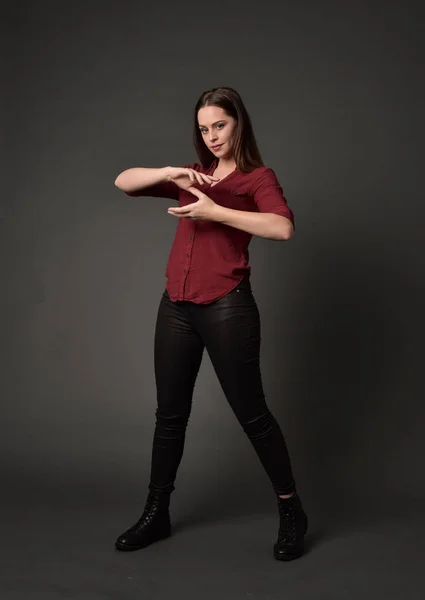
[198,120,225,128]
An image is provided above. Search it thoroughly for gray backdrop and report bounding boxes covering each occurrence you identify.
[3,0,425,528]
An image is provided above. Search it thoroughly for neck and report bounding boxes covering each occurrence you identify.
[217,157,237,171]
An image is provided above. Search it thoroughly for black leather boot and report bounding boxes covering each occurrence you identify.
[115,491,171,551]
[273,492,308,561]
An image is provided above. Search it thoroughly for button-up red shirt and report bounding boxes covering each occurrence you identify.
[126,159,295,304]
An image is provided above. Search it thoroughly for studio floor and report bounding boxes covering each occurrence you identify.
[2,479,424,600]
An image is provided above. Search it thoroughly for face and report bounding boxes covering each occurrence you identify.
[197,105,237,160]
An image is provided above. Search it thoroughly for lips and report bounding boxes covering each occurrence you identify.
[211,144,223,151]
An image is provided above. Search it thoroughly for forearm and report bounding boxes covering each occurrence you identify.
[114,166,171,193]
[214,206,294,241]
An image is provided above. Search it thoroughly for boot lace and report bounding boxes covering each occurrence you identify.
[278,500,297,543]
[129,495,164,532]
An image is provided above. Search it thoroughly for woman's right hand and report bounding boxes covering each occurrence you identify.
[166,167,219,190]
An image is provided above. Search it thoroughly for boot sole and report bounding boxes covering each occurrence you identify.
[274,548,304,561]
[115,530,171,552]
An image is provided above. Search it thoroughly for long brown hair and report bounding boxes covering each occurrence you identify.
[193,87,264,172]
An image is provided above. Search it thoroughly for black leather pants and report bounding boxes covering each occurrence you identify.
[148,275,296,497]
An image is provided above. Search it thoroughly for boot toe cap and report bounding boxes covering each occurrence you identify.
[115,531,140,550]
[274,541,305,560]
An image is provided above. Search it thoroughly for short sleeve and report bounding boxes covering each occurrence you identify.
[124,163,201,200]
[251,168,295,229]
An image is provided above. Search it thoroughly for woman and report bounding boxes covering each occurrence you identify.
[113,87,308,561]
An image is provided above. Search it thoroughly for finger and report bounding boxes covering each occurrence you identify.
[169,205,193,214]
[195,173,204,185]
[189,169,202,184]
[186,169,195,182]
[187,186,203,198]
[204,174,220,181]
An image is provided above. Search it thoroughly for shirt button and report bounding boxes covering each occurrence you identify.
[186,253,190,257]
[184,269,187,273]
[189,236,193,240]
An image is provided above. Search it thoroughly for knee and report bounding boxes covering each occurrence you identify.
[241,411,274,440]
[155,407,191,429]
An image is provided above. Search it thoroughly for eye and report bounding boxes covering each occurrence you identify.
[200,128,207,134]
[216,123,224,129]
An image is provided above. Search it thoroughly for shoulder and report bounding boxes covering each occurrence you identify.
[241,166,280,194]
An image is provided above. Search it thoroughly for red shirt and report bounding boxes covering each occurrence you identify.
[126,159,295,304]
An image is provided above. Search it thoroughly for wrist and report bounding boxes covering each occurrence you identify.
[162,166,172,182]
[214,204,230,223]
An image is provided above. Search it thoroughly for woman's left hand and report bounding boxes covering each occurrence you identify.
[167,187,220,222]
